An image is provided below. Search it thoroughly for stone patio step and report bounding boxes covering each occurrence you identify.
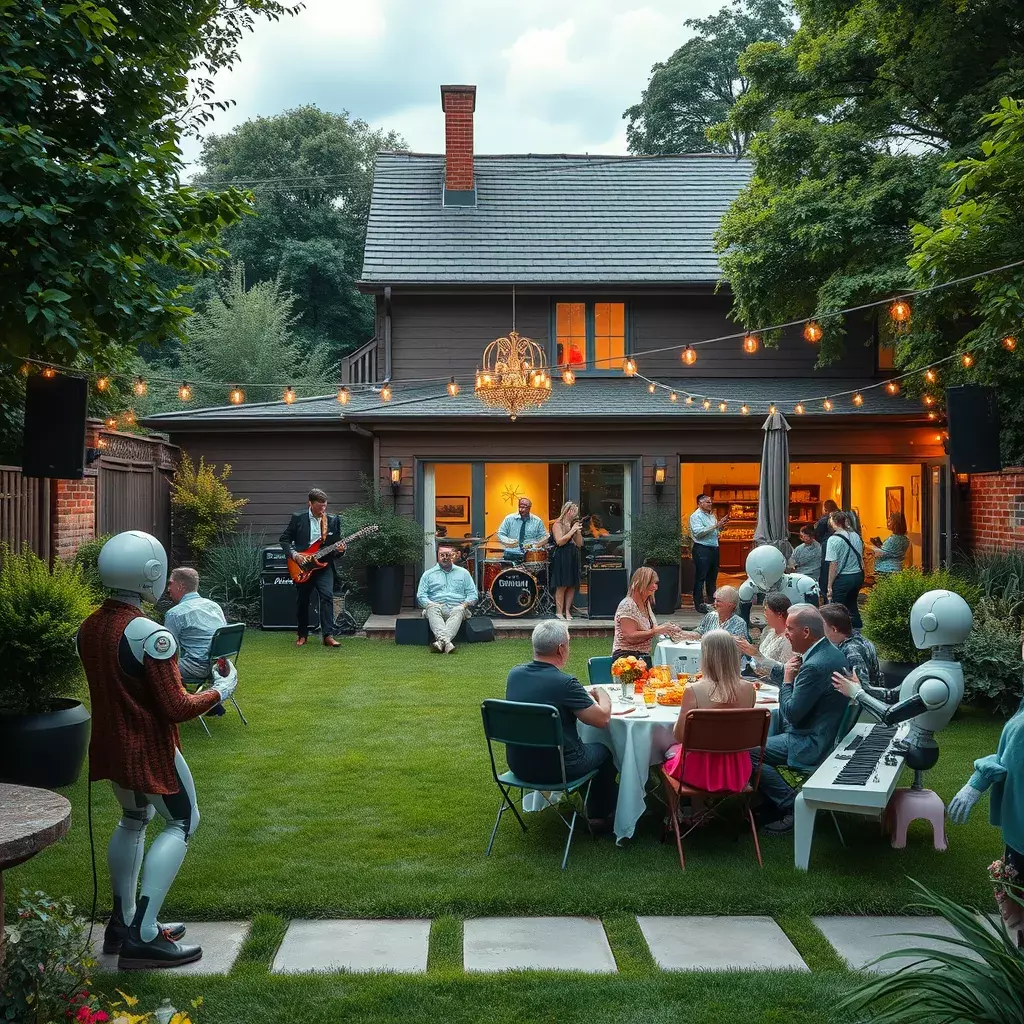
[637,916,809,971]
[91,921,249,975]
[271,919,431,974]
[463,916,617,973]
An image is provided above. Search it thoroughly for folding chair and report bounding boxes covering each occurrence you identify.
[185,623,247,736]
[661,707,771,870]
[480,699,599,870]
[587,656,614,687]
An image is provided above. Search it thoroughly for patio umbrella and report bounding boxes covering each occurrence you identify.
[753,410,793,560]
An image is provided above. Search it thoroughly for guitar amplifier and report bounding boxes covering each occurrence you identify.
[588,566,627,619]
[260,570,320,631]
[262,546,287,572]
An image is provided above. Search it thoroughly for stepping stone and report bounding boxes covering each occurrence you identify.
[92,921,249,975]
[272,920,430,974]
[463,917,616,973]
[813,916,981,973]
[637,916,808,971]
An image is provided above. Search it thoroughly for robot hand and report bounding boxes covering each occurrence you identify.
[211,662,238,703]
[947,783,982,823]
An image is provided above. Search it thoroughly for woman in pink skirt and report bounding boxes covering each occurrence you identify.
[664,629,755,795]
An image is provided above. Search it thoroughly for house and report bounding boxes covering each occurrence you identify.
[144,84,949,610]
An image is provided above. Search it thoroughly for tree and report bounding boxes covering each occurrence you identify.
[144,263,334,411]
[714,2,1024,355]
[194,106,405,362]
[623,0,793,156]
[0,0,302,370]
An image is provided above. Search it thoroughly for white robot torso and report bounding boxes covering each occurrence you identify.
[897,659,963,744]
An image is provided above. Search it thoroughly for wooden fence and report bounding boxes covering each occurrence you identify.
[0,466,51,561]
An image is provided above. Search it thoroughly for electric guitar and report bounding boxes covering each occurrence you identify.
[286,525,379,584]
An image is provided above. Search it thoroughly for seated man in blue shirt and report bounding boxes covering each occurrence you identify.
[505,620,616,830]
[415,544,479,653]
[163,567,227,682]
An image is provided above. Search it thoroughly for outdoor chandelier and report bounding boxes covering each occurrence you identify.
[475,328,551,420]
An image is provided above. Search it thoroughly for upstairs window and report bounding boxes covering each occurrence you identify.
[555,301,626,372]
[877,339,896,371]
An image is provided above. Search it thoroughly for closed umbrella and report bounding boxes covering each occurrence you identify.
[753,410,793,560]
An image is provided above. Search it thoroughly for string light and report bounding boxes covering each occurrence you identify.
[337,387,350,405]
[823,398,834,412]
[794,402,805,415]
[922,393,936,407]
[282,386,297,404]
[927,410,938,420]
[178,383,192,402]
[669,391,678,402]
[961,352,974,368]
[1003,335,1018,352]
[888,299,911,332]
[885,380,900,395]
[19,362,31,375]
[448,376,461,396]
[742,333,759,354]
[647,382,656,394]
[133,378,147,397]
[105,416,117,429]
[702,398,712,410]
[741,404,750,415]
[803,320,823,344]
[229,386,244,405]
[768,404,777,414]
[124,409,136,425]
[380,384,392,402]
[623,357,637,377]
[718,401,727,412]
[681,345,697,365]
[42,366,56,379]
[852,393,864,407]
[925,369,937,384]
[96,376,109,392]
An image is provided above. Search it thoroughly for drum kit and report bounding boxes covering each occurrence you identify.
[463,537,553,618]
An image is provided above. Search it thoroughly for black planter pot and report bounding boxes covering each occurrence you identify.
[680,556,696,600]
[367,564,406,616]
[651,563,680,615]
[879,660,917,689]
[0,699,91,789]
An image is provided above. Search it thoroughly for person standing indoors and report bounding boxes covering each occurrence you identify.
[689,493,729,613]
[869,511,910,577]
[497,496,549,562]
[415,544,478,653]
[279,488,346,647]
[825,510,865,628]
[612,567,684,667]
[814,499,839,602]
[550,501,583,620]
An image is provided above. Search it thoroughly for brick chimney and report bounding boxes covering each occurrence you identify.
[440,84,476,206]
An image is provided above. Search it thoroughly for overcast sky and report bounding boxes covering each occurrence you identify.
[182,0,726,173]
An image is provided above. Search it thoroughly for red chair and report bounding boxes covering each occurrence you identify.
[661,707,771,871]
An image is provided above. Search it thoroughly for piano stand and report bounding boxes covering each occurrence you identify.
[883,787,947,851]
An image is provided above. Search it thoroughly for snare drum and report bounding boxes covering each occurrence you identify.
[524,548,548,564]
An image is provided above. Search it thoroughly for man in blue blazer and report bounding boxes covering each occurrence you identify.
[754,605,851,834]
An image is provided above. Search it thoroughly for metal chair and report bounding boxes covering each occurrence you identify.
[184,623,247,737]
[480,699,599,870]
[661,707,772,870]
[587,656,614,687]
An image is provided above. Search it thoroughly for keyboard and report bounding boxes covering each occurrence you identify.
[800,721,906,812]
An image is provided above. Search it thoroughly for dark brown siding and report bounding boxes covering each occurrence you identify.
[165,429,373,539]
[386,291,876,381]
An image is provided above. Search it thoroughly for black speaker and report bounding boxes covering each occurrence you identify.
[22,374,88,479]
[395,617,431,646]
[260,571,320,631]
[946,385,1001,474]
[588,567,627,618]
[463,617,495,643]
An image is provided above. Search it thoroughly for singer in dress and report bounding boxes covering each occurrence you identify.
[549,501,583,619]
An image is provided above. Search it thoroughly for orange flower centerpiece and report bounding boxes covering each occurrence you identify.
[611,656,647,700]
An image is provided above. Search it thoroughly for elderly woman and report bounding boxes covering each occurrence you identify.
[735,592,792,677]
[612,567,684,667]
[678,585,749,642]
[870,511,910,577]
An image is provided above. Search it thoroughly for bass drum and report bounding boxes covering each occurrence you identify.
[490,567,539,617]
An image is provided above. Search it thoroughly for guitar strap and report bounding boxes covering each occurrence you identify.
[319,514,328,543]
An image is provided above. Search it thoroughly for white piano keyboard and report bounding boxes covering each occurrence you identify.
[794,720,908,870]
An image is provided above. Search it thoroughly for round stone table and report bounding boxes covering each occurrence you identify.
[0,783,72,967]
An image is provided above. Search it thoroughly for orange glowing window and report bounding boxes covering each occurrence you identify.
[555,301,626,371]
[593,302,626,371]
[878,341,895,370]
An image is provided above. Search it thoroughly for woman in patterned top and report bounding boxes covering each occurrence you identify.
[869,511,911,576]
[735,591,792,677]
[612,567,685,666]
[677,585,750,642]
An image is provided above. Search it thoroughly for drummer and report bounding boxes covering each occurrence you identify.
[497,496,549,563]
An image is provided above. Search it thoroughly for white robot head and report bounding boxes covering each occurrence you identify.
[97,531,168,602]
[745,545,786,592]
[785,573,820,601]
[911,590,973,649]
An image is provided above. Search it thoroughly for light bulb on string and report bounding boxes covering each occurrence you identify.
[448,376,461,396]
[124,409,136,425]
[229,386,245,405]
[560,367,575,386]
[178,383,192,402]
[702,398,711,410]
[885,380,900,395]
[19,362,32,375]
[669,392,678,402]
[380,384,392,402]
[684,395,694,405]
[794,402,805,415]
[823,398,834,412]
[718,401,727,413]
[283,386,297,404]
[42,366,56,379]
[96,376,109,392]
[647,382,656,394]
[1003,335,1017,352]
[133,377,147,397]
[105,416,117,429]
[681,345,697,366]
[337,387,350,405]
[961,352,974,368]
[852,393,864,407]
[927,410,938,420]
[922,393,936,407]
[888,299,911,332]
[622,357,637,377]
[924,368,937,384]
[802,320,823,344]
[742,333,759,354]
[741,404,750,415]
[768,404,777,415]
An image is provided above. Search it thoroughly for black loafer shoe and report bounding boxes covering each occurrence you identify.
[117,928,202,970]
[103,917,186,954]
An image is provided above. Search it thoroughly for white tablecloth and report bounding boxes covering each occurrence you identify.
[653,640,703,674]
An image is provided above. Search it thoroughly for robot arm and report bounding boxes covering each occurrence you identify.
[853,674,950,726]
[738,579,758,603]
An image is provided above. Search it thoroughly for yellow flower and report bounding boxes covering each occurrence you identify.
[116,991,139,1008]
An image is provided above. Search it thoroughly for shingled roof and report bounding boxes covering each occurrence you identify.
[359,153,752,286]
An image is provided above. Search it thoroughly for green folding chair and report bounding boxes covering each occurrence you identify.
[480,699,599,870]
[185,623,247,737]
[587,656,614,687]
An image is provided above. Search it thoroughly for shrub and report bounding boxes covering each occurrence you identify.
[200,528,265,623]
[0,547,94,713]
[961,598,1023,716]
[171,453,248,556]
[339,479,424,569]
[956,550,1024,629]
[71,533,113,601]
[627,504,683,566]
[862,567,981,664]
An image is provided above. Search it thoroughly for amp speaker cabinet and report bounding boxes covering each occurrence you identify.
[588,567,627,619]
[260,571,320,631]
[946,384,1001,474]
[22,373,88,479]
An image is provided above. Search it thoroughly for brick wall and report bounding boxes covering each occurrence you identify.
[441,85,476,192]
[965,467,1024,552]
[50,476,97,561]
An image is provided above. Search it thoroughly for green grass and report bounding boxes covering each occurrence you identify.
[7,633,1007,921]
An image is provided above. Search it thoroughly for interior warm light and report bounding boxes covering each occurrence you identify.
[823,398,834,411]
[133,378,147,397]
[681,345,697,365]
[178,383,192,402]
[380,384,392,402]
[448,376,461,396]
[623,357,637,377]
[283,386,296,404]
[803,320,823,344]
[337,387,350,405]
[742,333,759,354]
[852,393,864,407]
[961,352,974,368]
[96,376,109,392]
[1003,335,1018,352]
[229,387,244,405]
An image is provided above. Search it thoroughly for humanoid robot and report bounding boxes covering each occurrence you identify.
[76,531,237,969]
[738,545,819,624]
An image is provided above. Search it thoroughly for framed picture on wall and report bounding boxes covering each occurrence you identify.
[885,485,905,520]
[436,496,470,525]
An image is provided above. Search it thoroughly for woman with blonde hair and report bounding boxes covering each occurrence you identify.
[611,566,684,666]
[549,501,583,619]
[664,629,756,794]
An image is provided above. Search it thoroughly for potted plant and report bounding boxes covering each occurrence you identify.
[0,548,95,788]
[627,505,683,615]
[340,482,424,615]
[861,568,980,687]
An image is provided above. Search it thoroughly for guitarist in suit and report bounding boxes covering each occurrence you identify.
[279,488,346,647]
